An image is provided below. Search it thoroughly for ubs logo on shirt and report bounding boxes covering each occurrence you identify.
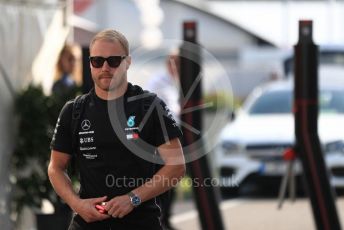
[80,137,94,144]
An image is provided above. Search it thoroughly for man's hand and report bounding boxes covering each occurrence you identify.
[104,195,134,218]
[74,196,110,223]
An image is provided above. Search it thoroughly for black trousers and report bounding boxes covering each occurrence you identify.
[68,214,162,230]
[158,188,175,227]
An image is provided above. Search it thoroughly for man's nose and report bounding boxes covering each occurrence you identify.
[101,60,111,71]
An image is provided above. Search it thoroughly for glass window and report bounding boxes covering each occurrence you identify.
[320,90,344,114]
[249,90,292,114]
[248,90,344,115]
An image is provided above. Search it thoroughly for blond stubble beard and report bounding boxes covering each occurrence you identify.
[95,72,127,92]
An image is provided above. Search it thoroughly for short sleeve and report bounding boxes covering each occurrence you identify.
[50,101,74,155]
[152,98,182,147]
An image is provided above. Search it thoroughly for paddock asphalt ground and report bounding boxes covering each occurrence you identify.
[171,198,344,230]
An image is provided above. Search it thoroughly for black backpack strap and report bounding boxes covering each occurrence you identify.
[71,94,88,152]
[70,91,92,175]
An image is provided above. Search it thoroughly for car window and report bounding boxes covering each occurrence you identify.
[248,89,344,115]
[320,90,344,114]
[321,52,344,66]
[284,49,344,76]
[248,90,292,114]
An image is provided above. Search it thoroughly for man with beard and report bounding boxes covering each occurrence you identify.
[48,29,186,230]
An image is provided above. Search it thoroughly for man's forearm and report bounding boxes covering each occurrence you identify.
[132,164,185,203]
[48,166,80,211]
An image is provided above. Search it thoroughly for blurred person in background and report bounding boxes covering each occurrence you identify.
[146,49,181,230]
[52,44,78,100]
[146,50,180,120]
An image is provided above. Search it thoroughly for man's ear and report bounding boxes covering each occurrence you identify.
[125,56,131,70]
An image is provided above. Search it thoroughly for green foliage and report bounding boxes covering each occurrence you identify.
[176,176,193,200]
[203,91,241,112]
[11,84,79,213]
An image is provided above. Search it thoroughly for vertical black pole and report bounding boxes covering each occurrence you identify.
[294,20,341,230]
[81,47,93,93]
[180,21,225,230]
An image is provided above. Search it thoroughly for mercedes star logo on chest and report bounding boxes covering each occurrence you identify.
[81,119,91,131]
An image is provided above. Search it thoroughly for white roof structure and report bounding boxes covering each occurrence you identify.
[182,0,344,48]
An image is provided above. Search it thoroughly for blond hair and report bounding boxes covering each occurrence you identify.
[89,29,129,55]
[54,44,75,81]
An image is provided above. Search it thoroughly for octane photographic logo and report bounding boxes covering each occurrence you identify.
[108,39,233,165]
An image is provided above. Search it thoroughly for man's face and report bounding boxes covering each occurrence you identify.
[89,39,131,92]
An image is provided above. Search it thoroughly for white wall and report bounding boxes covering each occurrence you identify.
[0,85,14,230]
[160,0,257,51]
[0,1,69,229]
[78,0,142,48]
[76,0,266,101]
[210,1,344,47]
[77,0,259,51]
[0,3,49,228]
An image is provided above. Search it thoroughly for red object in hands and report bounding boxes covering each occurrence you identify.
[95,204,107,214]
[283,148,296,161]
[95,204,105,210]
